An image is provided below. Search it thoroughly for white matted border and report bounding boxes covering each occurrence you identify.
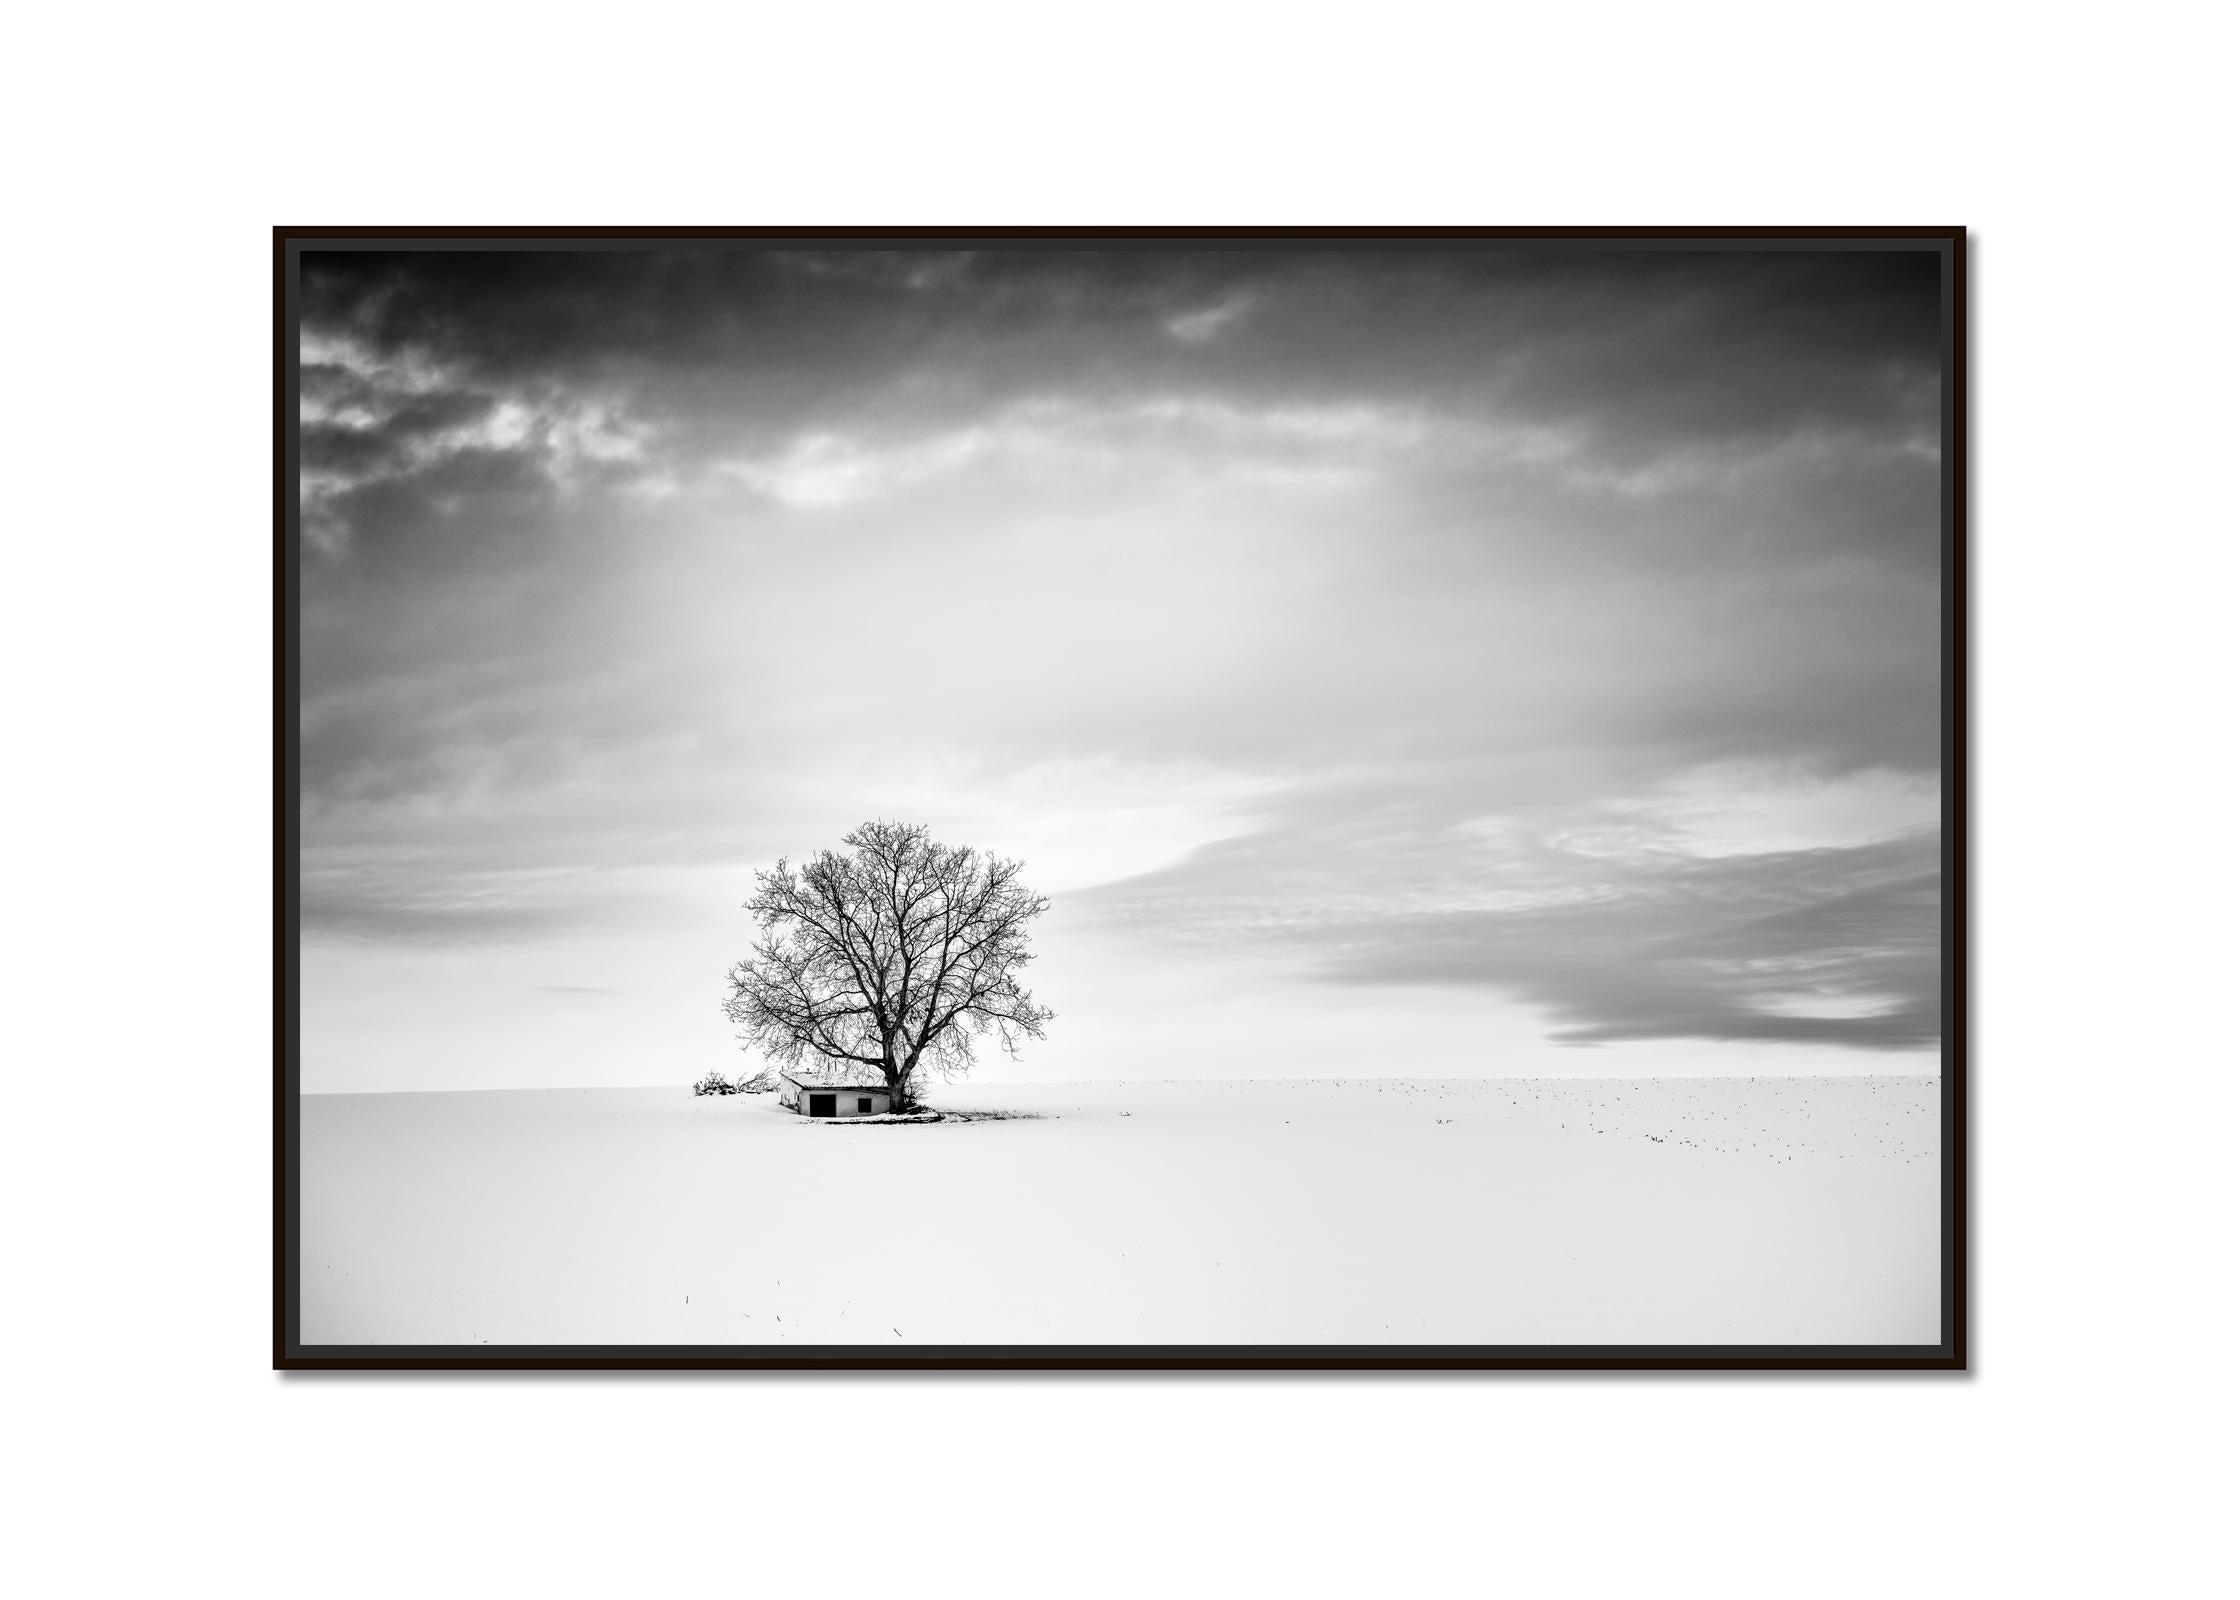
[9,3,2233,1595]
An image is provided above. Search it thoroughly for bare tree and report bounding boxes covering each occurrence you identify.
[723,821,1054,1109]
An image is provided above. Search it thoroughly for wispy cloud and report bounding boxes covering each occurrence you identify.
[299,329,659,554]
[1165,290,1256,344]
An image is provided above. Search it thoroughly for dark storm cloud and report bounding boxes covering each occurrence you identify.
[1073,805,1940,1050]
[1315,835,1940,1050]
[299,247,1939,465]
[296,246,1939,582]
[301,247,1271,378]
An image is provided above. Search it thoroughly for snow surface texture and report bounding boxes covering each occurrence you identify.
[300,1077,1940,1346]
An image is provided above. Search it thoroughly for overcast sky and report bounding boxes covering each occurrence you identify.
[297,245,1945,1093]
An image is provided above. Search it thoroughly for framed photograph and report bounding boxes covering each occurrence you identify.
[278,228,1964,1370]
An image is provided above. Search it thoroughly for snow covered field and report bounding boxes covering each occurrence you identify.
[299,1077,1942,1347]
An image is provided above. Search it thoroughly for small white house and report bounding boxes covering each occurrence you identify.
[777,1063,895,1118]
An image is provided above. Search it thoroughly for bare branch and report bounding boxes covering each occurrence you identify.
[722,820,1054,1107]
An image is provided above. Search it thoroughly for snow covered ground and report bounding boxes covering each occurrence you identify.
[299,1076,1941,1347]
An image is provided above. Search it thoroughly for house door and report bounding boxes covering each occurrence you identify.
[808,1094,836,1118]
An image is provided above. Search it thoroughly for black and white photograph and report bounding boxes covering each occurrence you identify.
[29,1,2240,1590]
[281,231,1960,1364]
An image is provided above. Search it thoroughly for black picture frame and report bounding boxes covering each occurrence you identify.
[276,226,1966,1372]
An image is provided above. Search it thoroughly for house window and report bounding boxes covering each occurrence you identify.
[857,1097,873,1114]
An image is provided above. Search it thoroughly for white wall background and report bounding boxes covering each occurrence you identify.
[4,2,2232,1594]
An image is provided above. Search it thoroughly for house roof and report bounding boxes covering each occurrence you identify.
[780,1063,892,1090]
